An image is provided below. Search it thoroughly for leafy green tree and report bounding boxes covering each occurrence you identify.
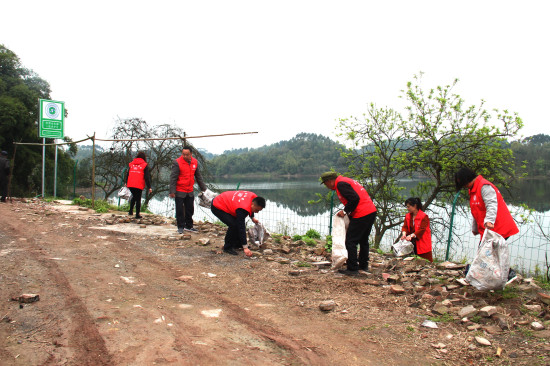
[337,74,523,247]
[0,44,75,197]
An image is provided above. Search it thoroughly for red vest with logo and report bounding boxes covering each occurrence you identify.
[404,210,432,254]
[176,156,198,193]
[127,158,147,190]
[213,191,257,217]
[469,176,519,238]
[335,176,376,218]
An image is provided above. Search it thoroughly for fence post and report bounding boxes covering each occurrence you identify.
[328,191,335,236]
[118,168,127,208]
[73,160,78,199]
[446,191,462,261]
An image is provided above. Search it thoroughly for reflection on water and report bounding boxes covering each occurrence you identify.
[213,177,327,216]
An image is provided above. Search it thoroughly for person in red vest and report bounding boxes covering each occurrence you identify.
[211,191,266,256]
[400,197,433,262]
[169,146,207,234]
[321,171,377,275]
[125,151,152,219]
[455,167,519,281]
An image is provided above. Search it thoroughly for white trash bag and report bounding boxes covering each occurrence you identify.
[198,189,218,208]
[331,214,349,269]
[248,222,270,248]
[117,186,132,201]
[465,229,510,291]
[392,239,414,257]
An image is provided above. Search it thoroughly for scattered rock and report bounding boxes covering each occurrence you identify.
[524,304,542,312]
[458,305,478,318]
[365,279,381,286]
[139,224,146,228]
[11,294,40,303]
[390,285,405,294]
[432,304,449,315]
[475,336,491,346]
[537,292,550,305]
[531,321,545,331]
[479,306,497,318]
[421,320,438,329]
[319,300,336,312]
[197,238,211,245]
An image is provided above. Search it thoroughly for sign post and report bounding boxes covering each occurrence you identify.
[39,99,65,197]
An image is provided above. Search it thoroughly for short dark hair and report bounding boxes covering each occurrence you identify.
[404,197,422,211]
[253,196,266,208]
[136,151,147,161]
[455,167,477,191]
[182,145,193,153]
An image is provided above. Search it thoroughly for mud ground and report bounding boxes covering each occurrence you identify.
[0,200,548,365]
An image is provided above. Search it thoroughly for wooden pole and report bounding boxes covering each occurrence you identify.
[91,132,96,209]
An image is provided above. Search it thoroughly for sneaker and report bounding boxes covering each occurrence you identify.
[177,227,184,234]
[223,248,238,255]
[135,215,142,219]
[338,269,359,276]
[184,227,199,233]
[128,212,133,216]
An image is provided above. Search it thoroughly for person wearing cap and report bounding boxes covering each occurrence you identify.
[321,171,377,275]
[211,190,266,256]
[169,146,207,234]
[0,151,10,202]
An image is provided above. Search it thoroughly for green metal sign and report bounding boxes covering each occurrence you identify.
[39,99,65,138]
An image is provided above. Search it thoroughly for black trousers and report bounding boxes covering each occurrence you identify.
[0,180,7,202]
[345,211,377,271]
[175,195,195,229]
[128,188,143,216]
[211,205,241,251]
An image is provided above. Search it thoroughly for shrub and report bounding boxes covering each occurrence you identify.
[305,229,321,239]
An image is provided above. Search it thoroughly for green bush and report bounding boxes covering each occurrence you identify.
[292,234,303,241]
[324,235,332,252]
[305,229,321,239]
[303,237,317,247]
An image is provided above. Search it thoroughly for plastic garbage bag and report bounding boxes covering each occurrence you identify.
[117,186,132,201]
[331,214,349,269]
[247,222,270,247]
[465,229,510,291]
[198,189,218,208]
[392,239,414,257]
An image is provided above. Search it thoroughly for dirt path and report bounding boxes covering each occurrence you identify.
[1,200,547,365]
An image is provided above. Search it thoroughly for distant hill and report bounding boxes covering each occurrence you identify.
[208,133,347,176]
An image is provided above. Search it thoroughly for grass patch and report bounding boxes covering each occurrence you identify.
[302,237,317,247]
[72,198,116,213]
[428,313,454,323]
[296,261,312,268]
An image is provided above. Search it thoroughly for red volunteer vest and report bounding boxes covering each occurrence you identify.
[213,191,257,217]
[176,156,198,193]
[404,210,432,254]
[335,176,376,218]
[469,176,519,238]
[127,158,147,190]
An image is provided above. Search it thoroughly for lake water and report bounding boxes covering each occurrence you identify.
[147,177,550,275]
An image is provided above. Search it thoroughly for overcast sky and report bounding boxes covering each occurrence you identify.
[2,1,549,154]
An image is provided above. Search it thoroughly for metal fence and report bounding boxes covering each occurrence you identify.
[145,191,550,277]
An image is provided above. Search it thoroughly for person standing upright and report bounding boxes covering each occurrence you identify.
[169,146,207,234]
[321,171,377,275]
[0,151,10,202]
[125,151,152,219]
